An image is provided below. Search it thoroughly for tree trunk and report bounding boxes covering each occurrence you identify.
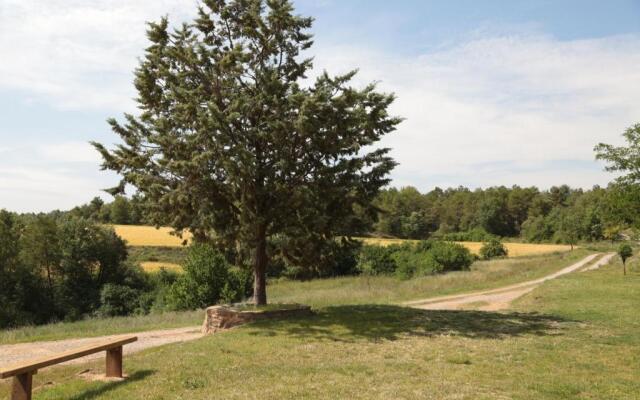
[623,261,626,276]
[253,225,268,305]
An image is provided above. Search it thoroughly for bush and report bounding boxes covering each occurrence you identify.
[393,250,442,279]
[220,267,254,304]
[356,245,397,275]
[479,239,509,260]
[428,241,474,272]
[436,228,497,242]
[270,238,361,280]
[167,244,231,310]
[142,268,180,312]
[166,244,253,310]
[98,284,141,317]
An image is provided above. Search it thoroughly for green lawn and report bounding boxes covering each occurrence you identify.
[0,250,591,345]
[1,253,637,399]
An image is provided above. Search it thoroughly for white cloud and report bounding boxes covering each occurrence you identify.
[0,0,198,110]
[0,0,638,211]
[0,141,113,212]
[0,166,114,213]
[38,141,101,163]
[310,34,640,189]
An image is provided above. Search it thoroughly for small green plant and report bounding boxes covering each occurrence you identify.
[479,239,509,260]
[618,244,633,275]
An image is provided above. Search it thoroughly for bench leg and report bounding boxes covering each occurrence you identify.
[106,346,123,378]
[11,371,34,400]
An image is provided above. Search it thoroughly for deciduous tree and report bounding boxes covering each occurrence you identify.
[617,243,633,275]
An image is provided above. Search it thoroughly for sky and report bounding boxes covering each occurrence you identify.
[1,0,639,212]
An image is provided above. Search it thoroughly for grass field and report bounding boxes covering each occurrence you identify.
[268,249,590,307]
[0,311,202,345]
[1,253,637,399]
[0,250,591,344]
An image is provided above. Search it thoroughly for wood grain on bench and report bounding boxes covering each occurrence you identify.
[0,335,137,400]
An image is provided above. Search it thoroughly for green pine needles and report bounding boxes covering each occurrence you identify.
[92,0,401,304]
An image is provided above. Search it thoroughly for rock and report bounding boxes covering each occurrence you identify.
[201,304,313,335]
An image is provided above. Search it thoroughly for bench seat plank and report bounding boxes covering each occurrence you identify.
[0,336,137,379]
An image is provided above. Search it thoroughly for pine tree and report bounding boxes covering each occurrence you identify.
[92,0,400,304]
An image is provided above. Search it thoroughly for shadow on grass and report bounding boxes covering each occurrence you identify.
[64,370,156,400]
[247,305,571,342]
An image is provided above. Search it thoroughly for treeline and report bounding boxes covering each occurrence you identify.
[373,184,638,243]
[66,183,638,246]
[0,211,145,328]
[0,211,250,328]
[67,196,149,225]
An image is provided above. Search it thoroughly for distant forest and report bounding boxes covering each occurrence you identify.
[372,184,638,243]
[54,183,640,245]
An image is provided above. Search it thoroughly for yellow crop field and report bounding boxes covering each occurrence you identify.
[357,237,573,257]
[111,225,191,247]
[139,262,183,273]
[111,225,572,258]
[459,242,573,257]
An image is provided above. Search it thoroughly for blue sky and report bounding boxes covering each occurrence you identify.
[0,0,639,212]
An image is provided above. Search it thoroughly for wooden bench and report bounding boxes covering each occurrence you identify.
[0,335,137,400]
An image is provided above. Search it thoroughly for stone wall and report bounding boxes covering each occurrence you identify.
[201,305,313,334]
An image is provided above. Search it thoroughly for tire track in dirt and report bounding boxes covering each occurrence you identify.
[0,326,202,369]
[405,253,614,311]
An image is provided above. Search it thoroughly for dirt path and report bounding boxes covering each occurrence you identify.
[0,326,202,369]
[405,252,614,311]
[0,252,616,369]
[581,252,616,272]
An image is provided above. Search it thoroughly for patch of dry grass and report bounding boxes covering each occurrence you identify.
[111,225,192,247]
[139,261,183,273]
[112,225,571,258]
[269,250,590,307]
[358,237,572,257]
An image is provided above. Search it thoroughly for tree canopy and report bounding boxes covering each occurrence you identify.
[93,0,400,304]
[595,123,640,228]
[595,123,640,185]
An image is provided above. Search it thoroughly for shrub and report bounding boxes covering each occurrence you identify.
[272,238,361,280]
[393,250,442,279]
[479,239,509,260]
[221,267,254,304]
[165,244,253,310]
[428,241,474,272]
[414,240,435,252]
[356,245,397,275]
[98,284,141,317]
[142,268,181,312]
[167,244,231,310]
[436,228,497,242]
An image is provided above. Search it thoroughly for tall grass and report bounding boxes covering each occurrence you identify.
[0,310,202,345]
[268,250,590,307]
